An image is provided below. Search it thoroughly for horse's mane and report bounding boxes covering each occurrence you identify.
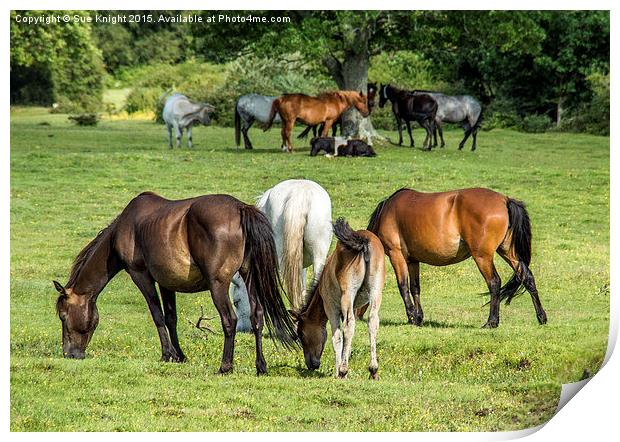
[66,215,120,288]
[298,277,321,316]
[367,188,411,233]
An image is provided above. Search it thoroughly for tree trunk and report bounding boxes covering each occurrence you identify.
[556,96,564,127]
[323,26,384,144]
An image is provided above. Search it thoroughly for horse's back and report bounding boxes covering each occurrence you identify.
[237,94,280,123]
[380,188,508,265]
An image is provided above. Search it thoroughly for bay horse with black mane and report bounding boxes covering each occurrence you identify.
[378,84,437,150]
[264,91,369,153]
[53,191,297,375]
[361,188,547,328]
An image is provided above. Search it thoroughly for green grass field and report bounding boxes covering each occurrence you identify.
[10,107,609,431]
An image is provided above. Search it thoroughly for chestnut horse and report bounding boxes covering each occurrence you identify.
[292,219,385,379]
[52,192,296,375]
[264,91,370,152]
[363,188,547,328]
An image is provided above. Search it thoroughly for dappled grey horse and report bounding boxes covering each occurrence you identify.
[414,92,482,151]
[235,94,281,149]
[163,93,214,148]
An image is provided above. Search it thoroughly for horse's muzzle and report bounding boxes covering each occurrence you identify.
[64,351,85,360]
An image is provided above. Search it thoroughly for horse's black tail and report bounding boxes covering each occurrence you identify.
[498,198,533,305]
[333,218,369,254]
[234,104,241,147]
[297,125,313,140]
[263,100,279,132]
[239,205,297,349]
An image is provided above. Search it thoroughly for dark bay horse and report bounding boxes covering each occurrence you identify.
[362,188,547,328]
[297,83,378,140]
[264,91,370,153]
[292,219,385,379]
[53,192,296,375]
[378,84,437,150]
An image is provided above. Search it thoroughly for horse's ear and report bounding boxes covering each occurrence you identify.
[53,280,66,295]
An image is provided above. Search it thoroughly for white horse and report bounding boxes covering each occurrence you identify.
[231,179,333,331]
[163,93,215,148]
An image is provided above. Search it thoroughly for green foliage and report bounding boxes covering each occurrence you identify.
[560,71,610,136]
[10,108,609,430]
[124,88,161,115]
[11,11,105,112]
[519,114,552,133]
[92,24,134,71]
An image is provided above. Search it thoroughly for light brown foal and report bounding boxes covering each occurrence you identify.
[292,219,385,379]
[364,187,547,328]
[264,91,369,152]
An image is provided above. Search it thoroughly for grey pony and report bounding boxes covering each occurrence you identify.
[414,91,482,151]
[163,93,215,148]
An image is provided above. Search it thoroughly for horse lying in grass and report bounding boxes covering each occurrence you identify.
[360,187,547,328]
[231,179,333,331]
[292,218,385,379]
[53,191,296,375]
[310,137,376,157]
[264,91,370,153]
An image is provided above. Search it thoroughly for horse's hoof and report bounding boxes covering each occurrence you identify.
[537,313,548,325]
[369,370,379,380]
[337,370,348,379]
[218,365,233,375]
[482,321,499,329]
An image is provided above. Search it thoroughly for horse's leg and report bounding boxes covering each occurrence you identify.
[242,118,254,149]
[388,250,417,324]
[407,261,424,326]
[173,122,182,148]
[497,250,547,325]
[458,125,473,150]
[321,120,334,137]
[438,123,445,148]
[472,254,502,328]
[471,127,479,151]
[421,120,432,150]
[128,270,176,361]
[396,116,403,145]
[159,285,186,362]
[166,124,173,149]
[405,120,414,147]
[187,124,193,148]
[242,270,267,375]
[283,120,295,152]
[332,121,338,137]
[367,281,383,380]
[337,286,356,378]
[210,279,238,373]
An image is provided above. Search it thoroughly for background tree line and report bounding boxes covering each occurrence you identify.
[10,10,609,135]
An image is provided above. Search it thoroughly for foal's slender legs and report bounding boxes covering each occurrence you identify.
[337,286,356,378]
[159,285,186,362]
[407,261,424,326]
[395,115,404,145]
[472,254,502,328]
[367,284,383,380]
[128,270,176,361]
[173,122,182,148]
[388,250,417,324]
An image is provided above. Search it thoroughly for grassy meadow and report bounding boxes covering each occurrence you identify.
[10,107,610,431]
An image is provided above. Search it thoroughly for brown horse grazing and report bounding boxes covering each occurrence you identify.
[264,91,370,153]
[52,192,296,375]
[361,188,547,328]
[291,219,385,379]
